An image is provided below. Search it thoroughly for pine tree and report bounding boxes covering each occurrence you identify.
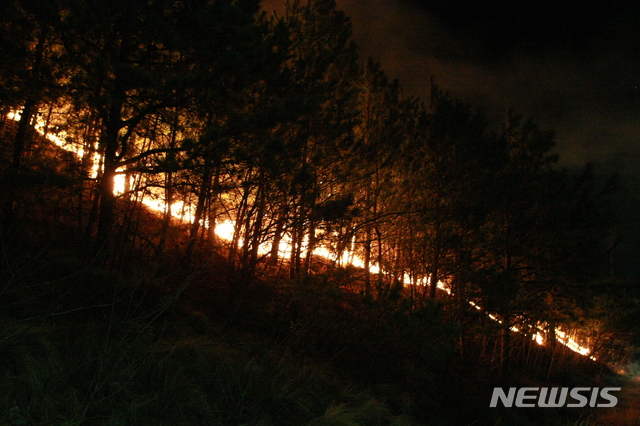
[53,0,263,257]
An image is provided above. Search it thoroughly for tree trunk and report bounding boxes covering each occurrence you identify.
[230,170,252,265]
[248,176,267,273]
[206,166,221,247]
[429,264,439,299]
[375,226,384,288]
[289,204,303,278]
[94,118,121,256]
[363,226,372,295]
[304,218,316,273]
[4,29,48,231]
[269,211,286,266]
[500,314,512,382]
[3,99,36,230]
[156,169,173,258]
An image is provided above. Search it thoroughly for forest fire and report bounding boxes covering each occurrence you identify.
[7,108,597,361]
[3,2,637,423]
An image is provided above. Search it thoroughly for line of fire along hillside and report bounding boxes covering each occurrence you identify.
[7,109,598,362]
[434,278,596,360]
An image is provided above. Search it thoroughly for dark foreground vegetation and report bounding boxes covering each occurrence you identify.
[2,0,640,424]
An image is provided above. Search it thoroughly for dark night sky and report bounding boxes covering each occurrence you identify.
[264,0,640,175]
[341,0,640,173]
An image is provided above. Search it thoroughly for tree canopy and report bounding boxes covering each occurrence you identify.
[0,0,627,370]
